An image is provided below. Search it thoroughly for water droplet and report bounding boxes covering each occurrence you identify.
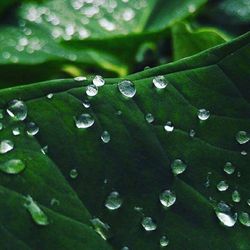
[41,145,48,155]
[12,127,21,136]
[105,191,122,210]
[91,218,111,240]
[75,113,95,128]
[82,100,90,108]
[101,131,111,143]
[0,109,3,119]
[93,75,105,87]
[86,85,98,96]
[46,93,53,99]
[217,181,229,191]
[74,76,86,81]
[239,212,250,227]
[24,195,49,226]
[215,201,237,227]
[0,159,25,174]
[26,122,39,136]
[241,150,247,156]
[0,140,14,154]
[141,217,157,231]
[197,109,210,121]
[134,206,143,212]
[116,110,122,116]
[189,129,195,138]
[50,198,60,206]
[7,99,27,121]
[204,172,212,188]
[153,75,168,89]
[0,122,3,130]
[145,113,154,123]
[160,235,169,247]
[236,131,249,144]
[69,169,78,179]
[121,247,129,250]
[232,190,241,203]
[118,80,136,98]
[159,190,176,208]
[171,159,187,175]
[247,199,250,207]
[164,121,174,132]
[223,162,235,175]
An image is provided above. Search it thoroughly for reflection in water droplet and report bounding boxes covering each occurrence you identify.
[239,212,250,227]
[232,190,241,203]
[153,75,168,89]
[7,99,27,121]
[118,80,136,98]
[75,113,94,128]
[164,121,174,132]
[93,75,105,87]
[223,162,235,175]
[217,181,229,191]
[236,131,249,145]
[0,140,14,154]
[12,127,21,136]
[70,169,78,179]
[171,159,187,175]
[215,201,237,227]
[26,122,39,136]
[197,109,210,121]
[91,218,111,240]
[160,235,169,247]
[145,113,154,123]
[159,190,176,208]
[86,84,98,97]
[105,191,122,210]
[101,131,111,143]
[0,159,25,174]
[24,195,49,226]
[141,217,157,231]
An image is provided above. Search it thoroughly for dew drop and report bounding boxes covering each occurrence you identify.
[74,76,87,81]
[215,201,237,227]
[232,190,241,203]
[189,129,195,138]
[118,80,136,98]
[160,235,169,247]
[141,217,157,231]
[171,159,187,175]
[236,131,249,145]
[0,122,3,130]
[197,109,210,121]
[164,121,174,132]
[0,109,3,119]
[239,212,250,227]
[7,99,27,121]
[41,145,48,155]
[247,199,250,207]
[12,127,21,136]
[0,159,25,174]
[0,140,14,154]
[75,113,94,128]
[26,122,39,136]
[46,93,53,99]
[82,100,90,108]
[121,247,129,250]
[69,169,78,179]
[159,190,176,208]
[86,84,98,97]
[101,131,111,143]
[50,198,60,207]
[105,191,122,210]
[217,180,229,191]
[223,162,235,175]
[24,195,49,226]
[153,75,168,89]
[145,113,154,123]
[91,218,111,240]
[241,150,247,156]
[93,75,105,87]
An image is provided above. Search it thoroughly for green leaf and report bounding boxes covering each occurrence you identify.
[0,32,249,249]
[172,22,228,60]
[0,0,206,86]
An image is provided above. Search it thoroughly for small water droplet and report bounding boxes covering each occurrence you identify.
[217,181,229,191]
[26,122,39,136]
[91,218,111,240]
[247,199,250,207]
[153,75,168,89]
[215,201,237,227]
[121,247,129,250]
[141,217,157,231]
[12,127,21,136]
[164,121,174,132]
[118,80,136,98]
[24,195,49,226]
[189,129,195,138]
[105,191,122,210]
[237,171,241,177]
[145,113,154,123]
[116,110,122,116]
[50,198,60,206]
[236,131,249,144]
[0,140,14,154]
[46,93,53,99]
[82,100,90,108]
[74,76,87,81]
[159,190,176,208]
[239,212,250,227]
[0,109,3,119]
[69,169,78,179]
[7,99,27,121]
[101,131,111,143]
[134,206,143,212]
[41,145,48,155]
[197,109,210,121]
[171,159,187,175]
[232,190,241,203]
[0,159,25,174]
[86,85,98,96]
[75,113,95,128]
[93,75,105,87]
[223,162,235,175]
[241,150,247,156]
[204,172,212,188]
[160,235,169,247]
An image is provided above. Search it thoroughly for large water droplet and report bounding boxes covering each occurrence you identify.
[215,201,237,227]
[101,131,111,143]
[7,99,27,121]
[0,159,25,174]
[75,113,94,128]
[217,181,229,191]
[236,131,249,145]
[26,122,39,136]
[164,121,174,132]
[145,113,154,123]
[153,75,168,89]
[197,109,210,121]
[0,140,14,154]
[86,85,98,96]
[159,190,176,208]
[93,75,105,87]
[232,190,241,203]
[118,80,136,98]
[69,169,78,179]
[24,195,49,226]
[223,162,235,175]
[171,159,187,175]
[91,218,111,240]
[239,212,250,227]
[141,217,157,231]
[105,191,122,210]
[160,235,169,247]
